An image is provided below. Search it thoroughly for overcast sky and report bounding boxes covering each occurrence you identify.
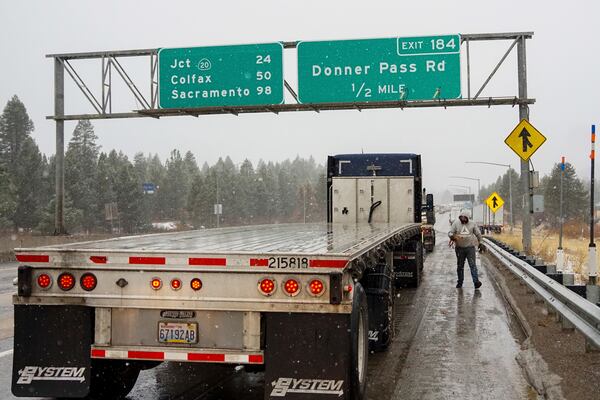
[1,0,598,197]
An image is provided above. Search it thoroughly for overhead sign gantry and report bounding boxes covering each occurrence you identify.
[47,31,536,251]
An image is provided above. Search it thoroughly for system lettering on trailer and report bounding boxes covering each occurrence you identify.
[298,34,461,103]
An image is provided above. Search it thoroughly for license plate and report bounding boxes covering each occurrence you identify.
[158,322,198,344]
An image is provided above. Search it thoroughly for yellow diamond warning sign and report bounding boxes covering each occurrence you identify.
[505,119,547,161]
[486,192,504,213]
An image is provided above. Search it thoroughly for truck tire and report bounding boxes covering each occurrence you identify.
[364,263,394,352]
[86,359,141,399]
[416,241,424,271]
[350,283,369,400]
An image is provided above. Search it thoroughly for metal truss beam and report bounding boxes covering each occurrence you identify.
[47,31,535,122]
[47,97,535,121]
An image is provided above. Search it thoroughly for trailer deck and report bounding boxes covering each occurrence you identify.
[16,223,421,271]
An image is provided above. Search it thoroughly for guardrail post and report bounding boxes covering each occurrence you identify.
[561,318,575,331]
[586,285,600,306]
[544,303,556,317]
[586,329,600,353]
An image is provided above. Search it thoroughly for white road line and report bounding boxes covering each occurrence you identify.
[0,348,13,358]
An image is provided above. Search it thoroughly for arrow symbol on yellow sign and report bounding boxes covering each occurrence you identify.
[518,128,533,153]
[492,196,498,208]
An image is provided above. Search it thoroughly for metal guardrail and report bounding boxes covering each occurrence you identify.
[484,238,600,349]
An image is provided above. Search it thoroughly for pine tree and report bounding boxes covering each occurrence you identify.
[96,152,117,232]
[0,164,16,230]
[114,155,146,233]
[543,162,588,226]
[0,96,43,230]
[0,95,34,174]
[162,150,188,221]
[37,194,83,234]
[13,137,44,229]
[65,120,100,232]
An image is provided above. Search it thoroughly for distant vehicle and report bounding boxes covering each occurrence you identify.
[449,206,461,224]
[12,153,430,400]
[421,192,436,252]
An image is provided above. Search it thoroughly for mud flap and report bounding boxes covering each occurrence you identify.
[363,264,393,352]
[12,305,93,398]
[264,313,350,399]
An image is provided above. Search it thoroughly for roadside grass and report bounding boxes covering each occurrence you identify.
[493,224,591,280]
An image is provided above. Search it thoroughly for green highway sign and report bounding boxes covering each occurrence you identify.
[297,35,461,103]
[158,43,284,109]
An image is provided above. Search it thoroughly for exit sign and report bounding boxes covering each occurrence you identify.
[297,35,461,103]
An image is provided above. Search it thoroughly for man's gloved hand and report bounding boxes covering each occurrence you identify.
[478,243,485,253]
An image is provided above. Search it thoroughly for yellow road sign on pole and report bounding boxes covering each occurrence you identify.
[486,192,504,213]
[504,119,547,161]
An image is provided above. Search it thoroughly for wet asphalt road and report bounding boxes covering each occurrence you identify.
[387,240,532,399]
[0,223,533,399]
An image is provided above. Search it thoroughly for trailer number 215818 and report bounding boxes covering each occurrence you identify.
[268,257,309,269]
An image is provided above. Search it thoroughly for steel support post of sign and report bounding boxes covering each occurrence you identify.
[517,36,532,253]
[54,58,67,235]
[589,125,597,285]
[508,166,514,232]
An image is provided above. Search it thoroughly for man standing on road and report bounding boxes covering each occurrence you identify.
[448,210,483,289]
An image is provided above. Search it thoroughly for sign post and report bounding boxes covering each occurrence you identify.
[589,125,597,285]
[505,117,547,253]
[214,203,223,228]
[297,35,461,103]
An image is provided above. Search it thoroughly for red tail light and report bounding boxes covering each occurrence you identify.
[150,277,162,290]
[283,279,300,297]
[57,273,75,291]
[190,278,203,291]
[258,278,276,296]
[36,273,52,289]
[308,279,325,296]
[80,273,97,291]
[170,278,182,290]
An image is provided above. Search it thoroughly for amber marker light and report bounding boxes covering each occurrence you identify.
[150,277,162,290]
[190,278,203,291]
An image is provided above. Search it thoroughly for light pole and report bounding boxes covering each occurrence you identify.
[465,161,514,231]
[450,176,480,202]
[448,184,471,193]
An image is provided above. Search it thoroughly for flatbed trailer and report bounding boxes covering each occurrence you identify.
[12,222,422,399]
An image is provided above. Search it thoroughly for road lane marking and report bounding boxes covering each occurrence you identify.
[0,348,13,358]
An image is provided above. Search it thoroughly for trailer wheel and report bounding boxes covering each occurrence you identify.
[416,241,424,271]
[86,360,141,399]
[350,283,369,400]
